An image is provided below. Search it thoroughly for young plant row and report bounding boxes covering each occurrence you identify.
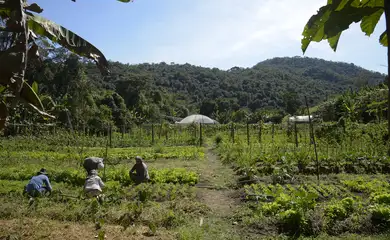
[0,180,196,202]
[0,184,208,230]
[0,126,204,149]
[0,167,199,186]
[254,155,390,176]
[244,182,351,202]
[220,143,390,176]
[0,146,205,166]
[240,178,390,236]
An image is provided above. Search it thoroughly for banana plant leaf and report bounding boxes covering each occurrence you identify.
[26,13,109,75]
[18,80,43,110]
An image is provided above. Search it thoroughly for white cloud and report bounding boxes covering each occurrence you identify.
[127,0,386,73]
[147,0,328,68]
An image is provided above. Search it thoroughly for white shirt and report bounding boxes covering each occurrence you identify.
[84,175,105,192]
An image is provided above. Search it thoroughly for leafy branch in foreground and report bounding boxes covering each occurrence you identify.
[0,0,132,131]
[301,0,390,155]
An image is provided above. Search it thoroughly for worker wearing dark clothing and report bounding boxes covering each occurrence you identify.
[129,156,150,185]
[25,168,52,197]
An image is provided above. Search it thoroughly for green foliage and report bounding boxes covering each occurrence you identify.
[371,205,390,225]
[314,85,388,123]
[0,0,135,131]
[278,209,306,235]
[20,55,384,130]
[325,198,355,221]
[372,194,390,205]
[0,167,199,186]
[149,168,199,185]
[214,134,223,146]
[26,14,109,75]
[342,178,390,194]
[302,0,384,52]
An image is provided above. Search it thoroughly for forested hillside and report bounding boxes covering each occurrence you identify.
[21,50,385,131]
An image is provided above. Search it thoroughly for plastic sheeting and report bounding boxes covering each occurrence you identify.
[175,114,218,124]
[288,115,313,123]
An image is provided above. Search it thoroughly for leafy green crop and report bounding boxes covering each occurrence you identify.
[0,167,199,186]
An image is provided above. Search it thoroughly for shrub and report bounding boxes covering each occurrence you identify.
[341,197,355,212]
[371,205,390,225]
[261,202,282,216]
[325,204,348,221]
[278,209,306,235]
[214,134,223,146]
[373,194,390,205]
[324,197,354,223]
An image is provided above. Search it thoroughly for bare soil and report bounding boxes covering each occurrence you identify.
[196,149,239,218]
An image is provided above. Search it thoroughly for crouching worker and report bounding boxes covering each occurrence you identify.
[83,157,105,201]
[24,168,52,197]
[129,156,150,185]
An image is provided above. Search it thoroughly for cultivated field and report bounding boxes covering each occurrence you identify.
[1,122,390,239]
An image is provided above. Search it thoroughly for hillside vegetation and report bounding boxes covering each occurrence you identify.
[20,51,385,132]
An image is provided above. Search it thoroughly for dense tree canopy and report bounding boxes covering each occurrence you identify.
[16,51,385,131]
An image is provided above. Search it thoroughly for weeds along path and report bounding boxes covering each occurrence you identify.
[0,218,175,240]
[195,148,239,218]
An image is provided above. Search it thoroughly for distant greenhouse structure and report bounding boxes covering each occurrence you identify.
[175,114,218,124]
[288,115,314,124]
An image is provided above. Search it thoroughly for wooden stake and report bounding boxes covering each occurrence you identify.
[258,121,262,143]
[152,124,155,145]
[104,134,109,182]
[305,96,319,182]
[247,122,250,145]
[272,123,275,144]
[231,123,235,143]
[199,123,203,146]
[294,122,298,148]
[109,125,112,148]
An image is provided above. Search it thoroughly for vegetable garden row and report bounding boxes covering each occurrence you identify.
[1,120,389,238]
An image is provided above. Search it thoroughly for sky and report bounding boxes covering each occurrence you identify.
[34,0,387,73]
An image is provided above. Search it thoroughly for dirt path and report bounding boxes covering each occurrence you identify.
[195,148,240,218]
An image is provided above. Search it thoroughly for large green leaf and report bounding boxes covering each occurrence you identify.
[380,30,387,46]
[2,80,44,110]
[301,6,332,53]
[361,0,384,8]
[324,5,381,38]
[302,0,384,53]
[24,3,43,13]
[360,8,384,36]
[335,0,359,11]
[2,81,54,119]
[26,14,109,75]
[18,80,43,110]
[328,32,342,51]
[31,81,38,93]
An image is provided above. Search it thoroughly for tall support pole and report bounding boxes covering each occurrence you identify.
[152,124,155,145]
[294,122,299,148]
[247,122,250,145]
[305,96,319,182]
[199,123,203,146]
[385,0,390,155]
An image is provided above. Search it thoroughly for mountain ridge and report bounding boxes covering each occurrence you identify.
[25,55,386,128]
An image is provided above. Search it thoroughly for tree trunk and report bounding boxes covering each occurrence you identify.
[385,0,390,155]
